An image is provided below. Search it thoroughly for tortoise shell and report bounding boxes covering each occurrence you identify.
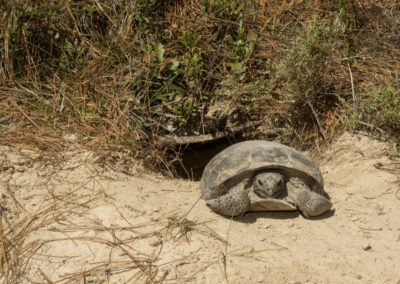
[200,140,324,201]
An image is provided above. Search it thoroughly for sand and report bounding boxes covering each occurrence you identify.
[0,132,399,283]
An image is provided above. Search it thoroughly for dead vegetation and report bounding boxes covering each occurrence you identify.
[0,1,399,160]
[0,173,164,283]
[0,3,399,281]
[0,133,399,283]
[0,2,399,281]
[0,147,211,283]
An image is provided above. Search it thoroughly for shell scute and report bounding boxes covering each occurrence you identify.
[200,140,324,200]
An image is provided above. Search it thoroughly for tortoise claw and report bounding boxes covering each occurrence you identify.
[205,189,250,217]
[287,178,332,217]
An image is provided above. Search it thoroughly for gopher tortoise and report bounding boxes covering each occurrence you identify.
[200,140,332,218]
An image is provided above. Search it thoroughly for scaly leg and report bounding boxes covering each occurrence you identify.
[206,182,250,217]
[286,178,332,217]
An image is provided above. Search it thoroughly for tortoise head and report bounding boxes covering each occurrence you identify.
[252,172,285,198]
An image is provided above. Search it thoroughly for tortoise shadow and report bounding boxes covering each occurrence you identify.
[307,208,336,220]
[237,211,300,224]
[233,208,335,224]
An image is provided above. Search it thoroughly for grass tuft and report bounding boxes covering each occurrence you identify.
[0,0,399,167]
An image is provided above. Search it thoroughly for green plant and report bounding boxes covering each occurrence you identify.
[167,216,199,242]
[204,0,244,21]
[0,1,90,79]
[285,21,335,100]
[178,30,204,87]
[221,21,257,86]
[133,0,160,30]
[336,0,350,33]
[1,0,400,166]
[365,86,400,131]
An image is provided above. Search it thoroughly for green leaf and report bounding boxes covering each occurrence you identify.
[154,42,164,63]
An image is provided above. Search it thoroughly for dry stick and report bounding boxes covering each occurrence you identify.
[158,120,263,146]
[347,63,356,102]
[358,121,385,134]
[5,184,26,212]
[38,267,55,284]
[0,213,10,282]
[159,131,229,146]
[10,100,40,130]
[306,101,327,141]
[16,83,48,104]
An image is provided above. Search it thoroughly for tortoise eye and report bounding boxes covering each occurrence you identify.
[257,179,263,186]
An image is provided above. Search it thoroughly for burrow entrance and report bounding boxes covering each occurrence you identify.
[172,135,244,181]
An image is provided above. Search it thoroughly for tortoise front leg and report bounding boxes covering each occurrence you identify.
[206,182,250,217]
[286,178,332,218]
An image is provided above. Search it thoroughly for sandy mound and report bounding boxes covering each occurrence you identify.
[0,133,399,283]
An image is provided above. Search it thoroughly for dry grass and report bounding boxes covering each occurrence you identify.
[0,175,187,283]
[0,0,399,165]
[0,148,181,283]
[0,144,235,283]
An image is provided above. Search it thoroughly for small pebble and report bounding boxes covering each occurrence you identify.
[63,133,77,142]
[363,243,372,251]
[256,275,265,283]
[149,237,162,247]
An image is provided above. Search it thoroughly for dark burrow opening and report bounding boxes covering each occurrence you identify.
[172,135,244,181]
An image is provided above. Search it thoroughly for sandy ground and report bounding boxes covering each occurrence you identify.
[0,132,399,284]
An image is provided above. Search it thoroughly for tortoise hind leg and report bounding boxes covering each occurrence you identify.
[286,178,332,218]
[206,185,250,217]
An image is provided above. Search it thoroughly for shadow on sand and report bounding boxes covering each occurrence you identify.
[215,209,336,224]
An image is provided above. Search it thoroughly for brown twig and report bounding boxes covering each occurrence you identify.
[306,101,327,142]
[38,267,56,284]
[10,99,40,130]
[158,120,264,146]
